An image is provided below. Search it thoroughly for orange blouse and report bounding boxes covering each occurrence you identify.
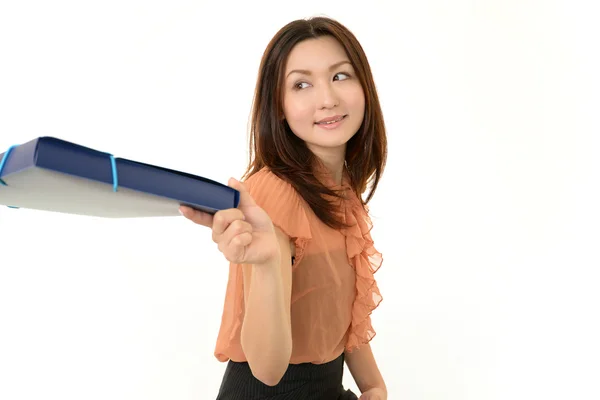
[214,167,383,365]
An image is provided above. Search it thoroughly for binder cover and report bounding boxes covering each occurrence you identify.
[0,137,240,218]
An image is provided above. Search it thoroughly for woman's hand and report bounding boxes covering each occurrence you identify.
[359,387,387,400]
[179,177,280,265]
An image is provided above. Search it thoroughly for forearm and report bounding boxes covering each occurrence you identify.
[345,344,387,394]
[241,258,292,385]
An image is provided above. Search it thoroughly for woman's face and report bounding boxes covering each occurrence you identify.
[282,36,365,161]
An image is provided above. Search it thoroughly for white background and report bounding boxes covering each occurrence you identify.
[1,1,599,399]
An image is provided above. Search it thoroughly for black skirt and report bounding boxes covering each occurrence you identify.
[215,352,359,400]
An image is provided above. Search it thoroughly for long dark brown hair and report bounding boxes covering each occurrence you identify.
[242,16,387,229]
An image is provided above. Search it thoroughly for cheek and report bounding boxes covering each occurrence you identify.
[284,98,313,125]
[349,86,366,113]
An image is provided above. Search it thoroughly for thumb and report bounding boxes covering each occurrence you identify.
[228,177,256,207]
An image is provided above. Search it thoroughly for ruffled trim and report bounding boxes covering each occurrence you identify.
[317,164,383,352]
[341,188,383,352]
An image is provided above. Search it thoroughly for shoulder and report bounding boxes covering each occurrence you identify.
[243,168,311,240]
[243,168,299,201]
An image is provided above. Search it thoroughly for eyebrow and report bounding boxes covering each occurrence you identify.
[286,60,352,79]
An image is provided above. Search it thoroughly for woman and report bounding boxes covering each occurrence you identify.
[180,16,388,400]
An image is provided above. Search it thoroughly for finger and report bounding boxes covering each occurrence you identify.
[219,231,253,262]
[211,209,247,242]
[179,206,213,227]
[230,232,252,262]
[231,232,253,248]
[228,177,256,207]
[216,219,252,250]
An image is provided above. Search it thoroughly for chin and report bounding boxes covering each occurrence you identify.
[308,139,352,151]
[293,123,359,148]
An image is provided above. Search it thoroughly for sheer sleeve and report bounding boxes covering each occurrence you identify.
[244,168,312,267]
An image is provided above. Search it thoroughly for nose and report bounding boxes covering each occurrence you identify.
[317,82,339,109]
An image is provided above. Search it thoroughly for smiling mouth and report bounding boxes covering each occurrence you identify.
[315,115,347,125]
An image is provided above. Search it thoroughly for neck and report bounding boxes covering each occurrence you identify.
[306,144,346,185]
[314,155,345,186]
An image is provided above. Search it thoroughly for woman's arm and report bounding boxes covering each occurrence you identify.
[240,226,293,386]
[345,343,387,397]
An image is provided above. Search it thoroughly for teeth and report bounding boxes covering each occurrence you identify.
[318,116,344,124]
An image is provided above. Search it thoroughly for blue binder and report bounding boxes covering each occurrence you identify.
[0,137,240,218]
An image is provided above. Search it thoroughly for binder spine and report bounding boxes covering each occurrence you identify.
[0,145,17,186]
[0,145,20,208]
[109,154,119,192]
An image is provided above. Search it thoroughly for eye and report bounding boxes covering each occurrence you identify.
[294,81,310,90]
[334,72,351,81]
